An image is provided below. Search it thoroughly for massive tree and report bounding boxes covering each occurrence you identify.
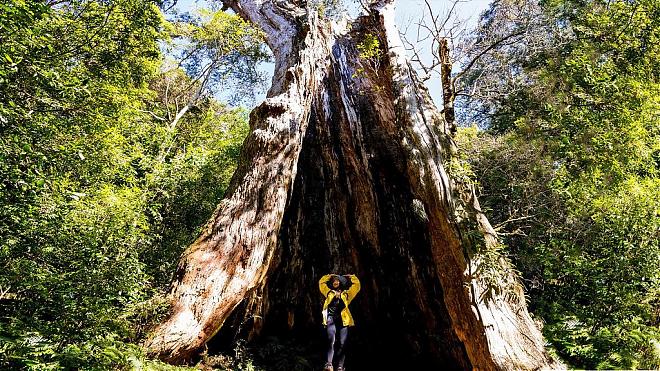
[145,0,559,369]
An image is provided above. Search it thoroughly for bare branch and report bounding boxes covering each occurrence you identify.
[453,29,526,86]
[137,109,167,122]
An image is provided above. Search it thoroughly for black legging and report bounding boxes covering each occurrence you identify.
[326,316,348,368]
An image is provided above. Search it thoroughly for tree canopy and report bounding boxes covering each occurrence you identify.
[457,0,660,368]
[0,1,263,369]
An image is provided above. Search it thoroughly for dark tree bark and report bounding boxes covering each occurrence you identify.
[145,1,560,369]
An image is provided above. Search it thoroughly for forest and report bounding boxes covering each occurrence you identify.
[0,0,658,370]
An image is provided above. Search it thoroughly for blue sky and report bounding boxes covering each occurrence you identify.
[395,0,492,106]
[171,0,492,107]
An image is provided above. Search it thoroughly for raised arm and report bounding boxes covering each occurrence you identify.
[319,274,333,297]
[345,275,361,303]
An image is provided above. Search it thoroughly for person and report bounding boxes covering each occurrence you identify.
[318,273,361,371]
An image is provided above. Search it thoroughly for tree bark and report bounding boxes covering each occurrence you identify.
[145,1,560,369]
[439,37,456,134]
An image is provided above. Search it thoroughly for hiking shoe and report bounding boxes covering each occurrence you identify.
[323,363,333,371]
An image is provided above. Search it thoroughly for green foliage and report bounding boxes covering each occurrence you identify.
[539,179,660,369]
[458,1,660,368]
[356,33,381,61]
[165,9,270,105]
[459,128,660,369]
[142,104,249,286]
[353,32,383,83]
[0,1,255,369]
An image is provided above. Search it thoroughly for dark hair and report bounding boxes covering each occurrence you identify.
[326,275,351,290]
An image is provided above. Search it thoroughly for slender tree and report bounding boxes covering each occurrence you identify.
[145,1,559,369]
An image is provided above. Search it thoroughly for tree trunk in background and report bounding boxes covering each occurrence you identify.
[439,37,456,134]
[145,1,560,369]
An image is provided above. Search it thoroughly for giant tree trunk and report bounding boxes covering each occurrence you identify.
[145,1,559,369]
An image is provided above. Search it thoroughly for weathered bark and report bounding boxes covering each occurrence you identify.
[145,1,560,369]
[439,37,456,133]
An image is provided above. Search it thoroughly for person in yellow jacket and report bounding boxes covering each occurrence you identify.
[318,273,360,371]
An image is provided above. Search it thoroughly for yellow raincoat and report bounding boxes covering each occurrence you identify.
[319,274,361,327]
